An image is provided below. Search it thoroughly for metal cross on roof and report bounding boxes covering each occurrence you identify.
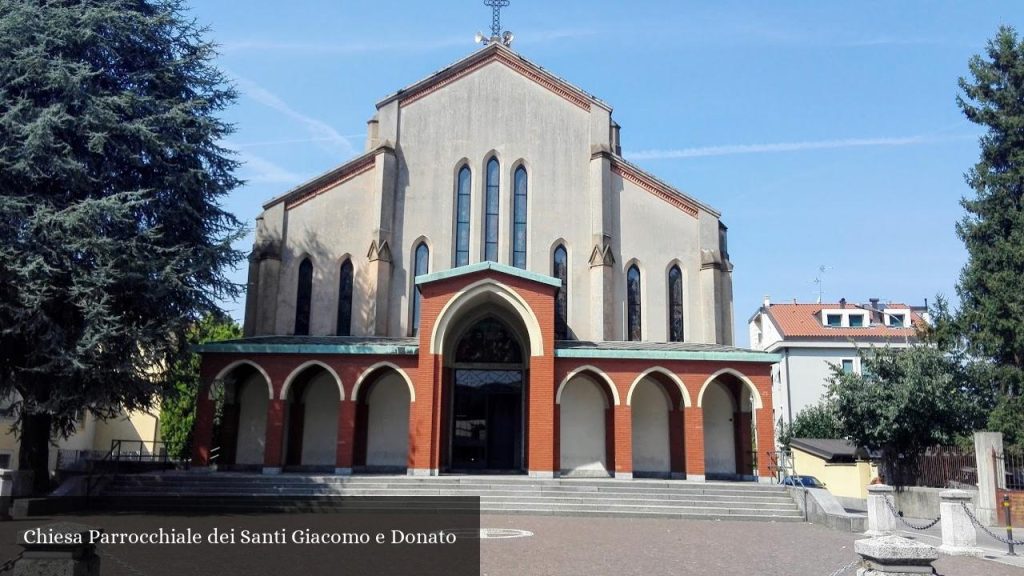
[484,0,510,38]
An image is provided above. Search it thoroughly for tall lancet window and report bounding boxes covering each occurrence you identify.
[512,166,528,268]
[337,259,354,336]
[553,245,568,339]
[294,258,313,336]
[455,166,471,266]
[484,157,500,262]
[411,242,429,336]
[627,264,642,341]
[668,265,684,342]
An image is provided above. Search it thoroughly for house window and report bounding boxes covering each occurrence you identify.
[336,259,354,336]
[826,314,842,327]
[0,453,10,469]
[512,166,528,268]
[553,245,568,339]
[841,359,855,375]
[484,158,500,262]
[455,166,471,266]
[888,314,905,327]
[627,265,642,341]
[668,265,684,342]
[849,314,864,327]
[294,258,313,335]
[411,242,429,336]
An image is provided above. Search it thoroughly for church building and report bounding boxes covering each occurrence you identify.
[193,39,781,482]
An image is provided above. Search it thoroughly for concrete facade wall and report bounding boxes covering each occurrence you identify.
[235,374,269,466]
[300,373,340,466]
[246,46,732,345]
[630,379,670,473]
[792,446,878,500]
[559,376,608,474]
[365,372,410,468]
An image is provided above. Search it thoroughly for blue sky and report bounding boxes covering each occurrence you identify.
[188,1,1022,345]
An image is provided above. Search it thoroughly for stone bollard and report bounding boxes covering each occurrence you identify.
[938,489,982,556]
[0,470,12,521]
[14,522,101,576]
[866,484,897,537]
[855,535,938,576]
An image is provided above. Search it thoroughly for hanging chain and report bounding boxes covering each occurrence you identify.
[0,552,22,574]
[962,501,1024,546]
[884,496,941,530]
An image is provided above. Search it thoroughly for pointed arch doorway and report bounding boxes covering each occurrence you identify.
[446,316,526,472]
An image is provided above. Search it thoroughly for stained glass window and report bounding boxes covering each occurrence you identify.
[411,242,429,336]
[484,158,500,262]
[627,265,642,341]
[294,258,313,336]
[512,167,528,268]
[337,259,353,336]
[668,265,683,342]
[554,245,568,340]
[455,166,471,266]
[455,317,523,364]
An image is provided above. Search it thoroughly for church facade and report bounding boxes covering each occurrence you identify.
[193,43,781,481]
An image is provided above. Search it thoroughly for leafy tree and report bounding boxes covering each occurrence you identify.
[160,314,241,460]
[955,26,1024,399]
[0,1,243,491]
[827,346,983,487]
[777,401,843,448]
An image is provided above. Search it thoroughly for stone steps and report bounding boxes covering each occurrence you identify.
[99,473,804,521]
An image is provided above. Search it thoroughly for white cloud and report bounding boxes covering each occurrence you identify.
[627,134,973,160]
[230,74,356,159]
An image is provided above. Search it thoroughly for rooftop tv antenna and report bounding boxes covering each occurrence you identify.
[477,0,514,47]
[812,265,831,304]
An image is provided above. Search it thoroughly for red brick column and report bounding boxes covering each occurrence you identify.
[263,399,286,473]
[335,400,355,473]
[407,355,439,475]
[750,372,776,480]
[669,409,686,478]
[192,385,215,467]
[527,355,556,476]
[613,404,632,478]
[684,406,705,480]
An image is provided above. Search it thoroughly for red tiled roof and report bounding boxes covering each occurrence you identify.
[764,303,922,340]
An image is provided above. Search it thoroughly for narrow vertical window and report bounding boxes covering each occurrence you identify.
[484,158,500,262]
[294,258,313,336]
[411,242,429,336]
[627,265,642,341]
[455,167,471,266]
[337,259,353,336]
[513,166,528,268]
[668,265,684,342]
[554,245,568,339]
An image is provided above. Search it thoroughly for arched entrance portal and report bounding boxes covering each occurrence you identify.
[446,316,526,472]
[282,364,340,470]
[209,362,270,470]
[354,366,412,473]
[701,371,758,480]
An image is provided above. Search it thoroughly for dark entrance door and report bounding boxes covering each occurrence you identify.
[451,370,522,470]
[448,317,526,472]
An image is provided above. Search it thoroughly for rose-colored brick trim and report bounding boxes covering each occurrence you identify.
[612,162,699,218]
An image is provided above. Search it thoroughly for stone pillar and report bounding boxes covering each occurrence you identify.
[613,404,632,479]
[684,406,705,481]
[335,401,355,475]
[526,355,556,478]
[855,535,937,576]
[588,150,615,341]
[866,484,898,537]
[975,431,1004,527]
[262,399,286,474]
[15,523,101,576]
[938,490,982,556]
[366,145,397,336]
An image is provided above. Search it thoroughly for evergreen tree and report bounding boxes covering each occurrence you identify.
[160,315,240,460]
[955,26,1024,398]
[0,0,243,491]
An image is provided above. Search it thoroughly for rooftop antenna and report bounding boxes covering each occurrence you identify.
[477,0,514,47]
[812,265,831,304]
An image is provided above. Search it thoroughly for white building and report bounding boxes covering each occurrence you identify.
[748,297,925,426]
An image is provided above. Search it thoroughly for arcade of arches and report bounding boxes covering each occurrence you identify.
[194,266,777,481]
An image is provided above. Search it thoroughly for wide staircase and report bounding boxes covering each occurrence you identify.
[100,473,804,522]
